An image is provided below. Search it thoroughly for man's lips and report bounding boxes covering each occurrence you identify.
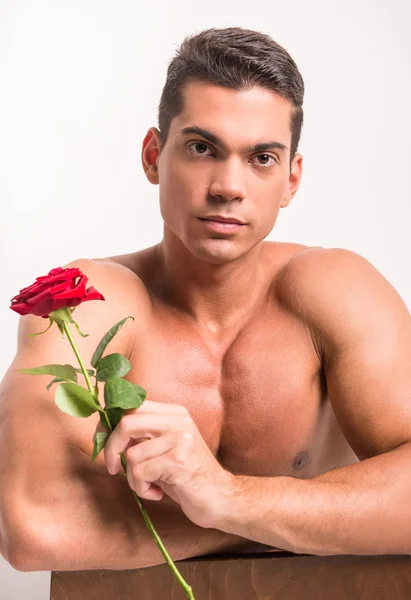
[198,217,246,234]
[199,216,246,225]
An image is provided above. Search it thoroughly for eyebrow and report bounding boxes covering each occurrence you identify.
[179,126,288,154]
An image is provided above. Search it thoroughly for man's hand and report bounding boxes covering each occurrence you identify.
[94,400,233,529]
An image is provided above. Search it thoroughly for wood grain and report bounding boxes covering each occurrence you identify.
[51,552,411,600]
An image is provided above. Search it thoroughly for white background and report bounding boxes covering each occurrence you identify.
[1,1,410,598]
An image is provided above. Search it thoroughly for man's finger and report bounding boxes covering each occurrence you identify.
[124,432,175,467]
[104,413,188,474]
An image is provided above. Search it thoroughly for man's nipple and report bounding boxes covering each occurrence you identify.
[292,449,310,470]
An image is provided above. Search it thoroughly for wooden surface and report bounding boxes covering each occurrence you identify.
[51,551,411,599]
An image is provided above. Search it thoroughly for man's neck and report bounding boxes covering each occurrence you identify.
[155,230,267,335]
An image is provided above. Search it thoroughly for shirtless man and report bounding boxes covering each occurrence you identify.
[1,27,411,572]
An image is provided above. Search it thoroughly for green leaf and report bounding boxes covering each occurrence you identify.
[104,376,146,411]
[91,317,134,369]
[55,382,101,418]
[91,431,110,462]
[46,377,67,391]
[96,353,132,382]
[18,364,78,381]
[106,407,123,429]
[74,368,95,376]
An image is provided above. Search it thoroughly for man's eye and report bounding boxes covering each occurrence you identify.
[187,142,212,156]
[252,154,277,167]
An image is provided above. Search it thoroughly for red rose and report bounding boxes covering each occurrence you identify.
[10,267,105,318]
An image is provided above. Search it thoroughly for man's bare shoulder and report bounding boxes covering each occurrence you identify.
[4,255,155,460]
[275,246,391,308]
[76,253,152,304]
[273,246,409,352]
[39,255,154,358]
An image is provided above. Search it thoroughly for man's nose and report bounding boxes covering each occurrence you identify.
[208,158,247,202]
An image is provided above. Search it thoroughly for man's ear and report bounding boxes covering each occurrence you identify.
[141,127,162,185]
[280,153,303,208]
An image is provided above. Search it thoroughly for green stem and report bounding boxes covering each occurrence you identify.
[62,322,95,396]
[61,321,195,598]
[119,453,195,600]
[100,415,194,598]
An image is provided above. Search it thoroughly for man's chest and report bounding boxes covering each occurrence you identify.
[126,304,345,478]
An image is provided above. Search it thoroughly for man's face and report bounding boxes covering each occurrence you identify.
[143,81,303,264]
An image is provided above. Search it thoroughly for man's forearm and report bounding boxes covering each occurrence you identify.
[13,466,252,572]
[47,498,250,571]
[213,442,411,556]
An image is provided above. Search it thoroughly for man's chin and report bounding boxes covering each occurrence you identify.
[186,238,248,265]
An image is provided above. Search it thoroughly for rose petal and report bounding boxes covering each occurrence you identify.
[10,267,104,318]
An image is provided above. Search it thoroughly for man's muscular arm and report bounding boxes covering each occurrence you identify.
[0,258,250,571]
[212,248,411,555]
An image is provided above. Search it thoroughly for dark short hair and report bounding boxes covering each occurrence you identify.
[158,27,305,162]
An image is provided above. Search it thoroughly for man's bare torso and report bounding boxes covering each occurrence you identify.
[102,240,358,480]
